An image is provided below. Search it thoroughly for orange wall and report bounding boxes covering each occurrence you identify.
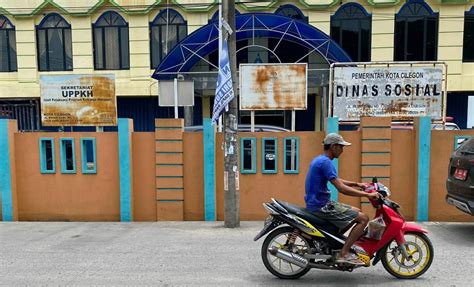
[429,131,474,221]
[215,132,364,220]
[7,128,474,222]
[132,133,156,221]
[390,130,416,220]
[15,132,120,221]
[183,132,205,220]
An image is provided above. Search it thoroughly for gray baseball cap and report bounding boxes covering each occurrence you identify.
[323,133,352,146]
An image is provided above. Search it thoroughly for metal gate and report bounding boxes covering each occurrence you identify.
[0,99,40,131]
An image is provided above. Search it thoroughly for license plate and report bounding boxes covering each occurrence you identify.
[454,168,468,180]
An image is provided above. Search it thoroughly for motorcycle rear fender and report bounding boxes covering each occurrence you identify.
[253,218,281,241]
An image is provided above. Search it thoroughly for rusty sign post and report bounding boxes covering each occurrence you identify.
[239,63,308,131]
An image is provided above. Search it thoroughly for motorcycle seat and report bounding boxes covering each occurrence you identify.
[276,200,340,233]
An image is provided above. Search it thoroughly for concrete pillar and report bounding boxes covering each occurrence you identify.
[414,117,431,221]
[360,117,392,218]
[203,118,216,221]
[118,118,134,222]
[155,119,184,221]
[0,119,18,221]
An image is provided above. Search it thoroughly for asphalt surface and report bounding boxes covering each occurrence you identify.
[0,221,473,286]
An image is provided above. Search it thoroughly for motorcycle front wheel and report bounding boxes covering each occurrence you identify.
[381,232,434,279]
[261,226,312,279]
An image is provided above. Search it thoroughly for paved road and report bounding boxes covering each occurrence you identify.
[0,221,473,286]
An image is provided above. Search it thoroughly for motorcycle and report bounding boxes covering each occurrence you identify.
[254,179,434,279]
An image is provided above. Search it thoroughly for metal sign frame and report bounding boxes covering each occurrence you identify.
[329,61,448,123]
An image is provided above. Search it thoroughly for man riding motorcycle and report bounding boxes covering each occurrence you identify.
[305,133,380,265]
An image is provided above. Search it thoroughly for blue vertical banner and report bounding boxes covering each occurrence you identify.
[211,38,235,123]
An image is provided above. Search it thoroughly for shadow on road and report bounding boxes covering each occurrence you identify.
[247,271,424,286]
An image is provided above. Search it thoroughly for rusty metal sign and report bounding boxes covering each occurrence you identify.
[330,63,446,121]
[239,63,307,110]
[40,74,117,126]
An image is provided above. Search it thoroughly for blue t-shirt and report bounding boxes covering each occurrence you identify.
[305,154,338,211]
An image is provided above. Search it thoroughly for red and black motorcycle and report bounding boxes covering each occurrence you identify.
[254,180,433,279]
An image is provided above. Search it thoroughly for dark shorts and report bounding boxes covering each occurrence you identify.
[310,201,359,230]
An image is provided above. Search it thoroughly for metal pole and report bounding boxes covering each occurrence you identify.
[291,110,295,131]
[223,0,239,228]
[174,78,178,119]
[251,110,255,132]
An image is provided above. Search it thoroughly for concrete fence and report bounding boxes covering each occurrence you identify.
[0,117,473,222]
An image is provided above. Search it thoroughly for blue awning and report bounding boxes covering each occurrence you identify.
[152,13,351,80]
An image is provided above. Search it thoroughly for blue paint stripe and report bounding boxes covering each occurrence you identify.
[417,117,431,221]
[118,119,132,222]
[0,120,13,221]
[203,118,216,221]
[327,117,339,202]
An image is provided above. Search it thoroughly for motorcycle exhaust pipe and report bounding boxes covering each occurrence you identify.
[268,247,309,268]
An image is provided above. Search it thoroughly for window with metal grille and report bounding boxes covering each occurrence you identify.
[0,16,17,72]
[394,0,438,61]
[262,138,277,174]
[241,138,256,174]
[331,3,371,62]
[36,13,72,71]
[93,11,129,70]
[463,8,474,62]
[150,9,187,69]
[81,138,97,174]
[39,138,55,173]
[284,137,299,174]
[60,138,76,174]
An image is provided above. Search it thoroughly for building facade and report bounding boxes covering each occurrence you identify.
[0,0,473,131]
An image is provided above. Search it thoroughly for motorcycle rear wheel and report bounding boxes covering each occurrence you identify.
[261,226,312,279]
[381,232,434,279]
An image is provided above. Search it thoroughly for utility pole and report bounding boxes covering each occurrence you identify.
[222,0,239,228]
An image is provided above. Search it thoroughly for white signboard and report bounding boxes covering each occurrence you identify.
[40,74,116,126]
[332,65,444,121]
[240,63,307,110]
[158,80,195,107]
